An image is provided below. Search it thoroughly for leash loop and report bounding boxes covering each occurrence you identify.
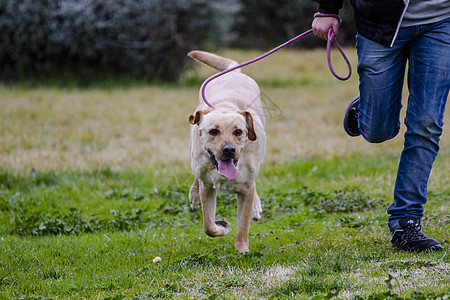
[326,29,352,80]
[201,14,351,108]
[314,13,352,81]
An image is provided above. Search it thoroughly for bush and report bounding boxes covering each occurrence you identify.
[231,0,356,49]
[0,0,355,84]
[0,0,238,83]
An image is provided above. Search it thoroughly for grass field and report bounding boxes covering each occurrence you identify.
[0,48,449,299]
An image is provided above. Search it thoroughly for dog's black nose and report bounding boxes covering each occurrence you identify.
[221,144,236,159]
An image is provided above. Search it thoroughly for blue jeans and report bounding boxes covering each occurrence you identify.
[356,18,450,221]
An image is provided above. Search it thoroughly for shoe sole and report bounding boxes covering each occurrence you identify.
[343,95,361,137]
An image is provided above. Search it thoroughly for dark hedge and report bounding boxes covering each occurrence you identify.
[0,0,237,82]
[231,0,356,49]
[0,0,355,83]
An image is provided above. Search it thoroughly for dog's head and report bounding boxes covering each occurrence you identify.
[189,109,256,179]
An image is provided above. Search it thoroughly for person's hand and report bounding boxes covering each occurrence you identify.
[312,16,340,40]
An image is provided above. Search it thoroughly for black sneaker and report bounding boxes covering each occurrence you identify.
[388,218,443,253]
[343,95,361,137]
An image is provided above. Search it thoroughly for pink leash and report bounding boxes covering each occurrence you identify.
[200,13,351,108]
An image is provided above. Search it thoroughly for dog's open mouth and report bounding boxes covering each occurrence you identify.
[208,151,238,179]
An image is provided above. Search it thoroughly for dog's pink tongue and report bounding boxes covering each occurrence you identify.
[218,160,238,179]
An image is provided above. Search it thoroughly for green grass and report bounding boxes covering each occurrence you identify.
[0,157,448,299]
[0,49,449,299]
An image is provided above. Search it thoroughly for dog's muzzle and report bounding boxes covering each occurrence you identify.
[221,144,236,160]
[208,149,238,179]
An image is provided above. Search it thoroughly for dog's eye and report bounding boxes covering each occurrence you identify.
[209,129,220,136]
[234,129,243,136]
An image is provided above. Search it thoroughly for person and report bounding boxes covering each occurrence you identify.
[312,0,449,253]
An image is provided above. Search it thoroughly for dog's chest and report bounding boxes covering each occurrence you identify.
[213,179,238,195]
[209,172,246,195]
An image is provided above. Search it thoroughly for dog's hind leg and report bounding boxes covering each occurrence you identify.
[199,181,232,237]
[252,191,262,221]
[189,177,201,210]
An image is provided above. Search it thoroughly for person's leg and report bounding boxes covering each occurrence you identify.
[388,18,450,222]
[355,33,410,143]
[353,19,449,252]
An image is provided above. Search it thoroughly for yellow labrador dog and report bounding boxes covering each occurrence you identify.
[188,50,266,252]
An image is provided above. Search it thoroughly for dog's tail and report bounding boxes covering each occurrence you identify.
[188,50,240,72]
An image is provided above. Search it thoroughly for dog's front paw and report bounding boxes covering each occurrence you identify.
[215,218,232,236]
[204,218,232,237]
[235,241,249,252]
[189,183,201,210]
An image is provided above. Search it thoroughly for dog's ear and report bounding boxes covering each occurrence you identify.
[239,111,257,141]
[189,110,208,125]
